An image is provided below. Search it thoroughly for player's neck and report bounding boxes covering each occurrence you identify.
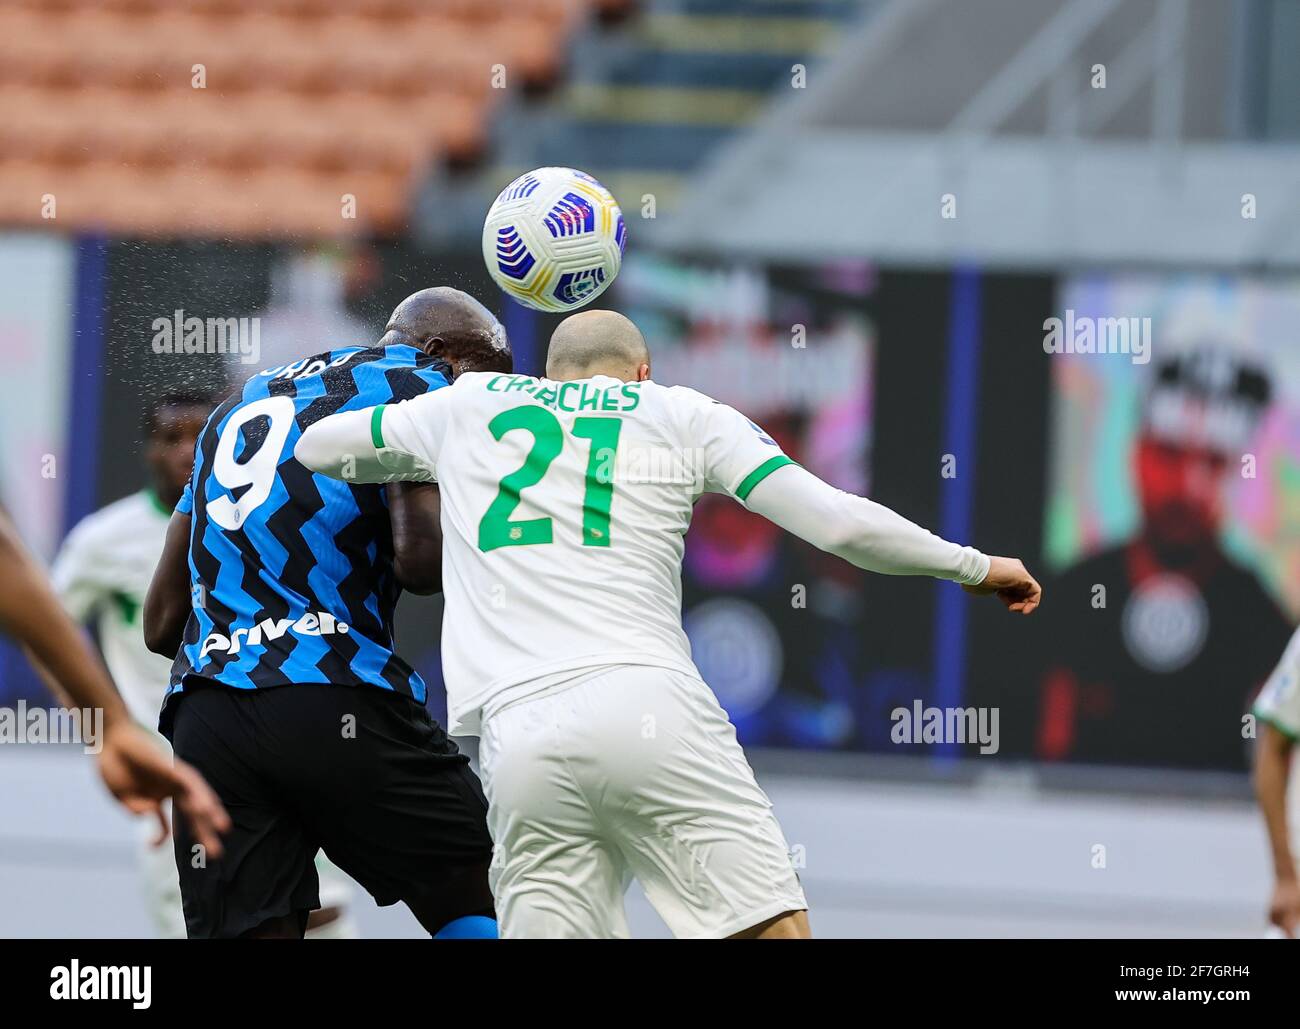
[146,486,180,516]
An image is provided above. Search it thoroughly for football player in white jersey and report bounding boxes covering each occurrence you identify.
[1253,628,1300,938]
[52,392,359,939]
[296,309,1041,939]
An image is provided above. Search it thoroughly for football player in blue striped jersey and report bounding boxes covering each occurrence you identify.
[145,287,510,939]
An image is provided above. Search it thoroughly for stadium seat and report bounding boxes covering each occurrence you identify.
[0,0,600,235]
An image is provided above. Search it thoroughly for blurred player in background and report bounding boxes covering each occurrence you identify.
[1254,629,1300,938]
[51,391,359,938]
[0,509,229,859]
[233,248,377,376]
[297,309,1041,939]
[145,287,509,939]
[1038,348,1293,769]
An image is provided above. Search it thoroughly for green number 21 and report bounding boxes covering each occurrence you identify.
[477,405,622,553]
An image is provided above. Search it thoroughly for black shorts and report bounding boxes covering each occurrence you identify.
[166,680,495,939]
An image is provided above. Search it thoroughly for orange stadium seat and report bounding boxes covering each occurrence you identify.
[0,0,599,236]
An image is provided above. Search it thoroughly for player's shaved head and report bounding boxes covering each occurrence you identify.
[380,287,511,377]
[546,310,650,382]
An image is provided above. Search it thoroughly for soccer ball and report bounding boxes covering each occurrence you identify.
[482,167,627,313]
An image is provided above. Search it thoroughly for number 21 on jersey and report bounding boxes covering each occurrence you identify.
[478,406,621,553]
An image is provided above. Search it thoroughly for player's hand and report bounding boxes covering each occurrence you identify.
[97,722,230,858]
[962,556,1042,615]
[1268,877,1300,938]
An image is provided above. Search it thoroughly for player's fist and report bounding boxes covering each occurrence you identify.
[962,556,1042,615]
[1268,877,1300,938]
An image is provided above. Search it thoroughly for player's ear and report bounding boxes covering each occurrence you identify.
[636,363,651,382]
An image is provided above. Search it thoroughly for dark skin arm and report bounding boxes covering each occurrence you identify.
[0,510,228,854]
[389,482,442,596]
[143,510,192,657]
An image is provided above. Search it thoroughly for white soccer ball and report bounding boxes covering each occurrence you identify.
[482,167,627,313]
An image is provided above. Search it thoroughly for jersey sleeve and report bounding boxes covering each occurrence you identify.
[49,522,106,622]
[386,348,452,403]
[1255,628,1300,741]
[744,463,991,585]
[372,389,456,481]
[175,480,194,516]
[295,388,455,485]
[684,390,794,501]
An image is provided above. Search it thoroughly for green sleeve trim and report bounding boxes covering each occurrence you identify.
[735,455,795,501]
[1255,708,1300,743]
[143,489,171,518]
[370,405,387,450]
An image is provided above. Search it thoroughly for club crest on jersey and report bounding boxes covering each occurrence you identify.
[746,418,778,447]
[200,611,349,660]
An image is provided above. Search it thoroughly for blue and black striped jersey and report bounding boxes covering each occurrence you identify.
[162,344,449,722]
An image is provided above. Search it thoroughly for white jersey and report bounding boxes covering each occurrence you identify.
[1256,627,1300,742]
[371,372,797,735]
[51,491,175,728]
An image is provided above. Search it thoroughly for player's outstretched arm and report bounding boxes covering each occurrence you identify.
[297,397,444,486]
[0,510,230,855]
[296,405,427,483]
[1254,722,1299,937]
[143,510,194,657]
[388,482,442,595]
[743,464,1041,615]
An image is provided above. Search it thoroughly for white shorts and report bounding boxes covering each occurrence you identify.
[479,666,807,939]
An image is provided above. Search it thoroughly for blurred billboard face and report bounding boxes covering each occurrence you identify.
[1039,275,1299,771]
[1135,436,1228,551]
[618,256,875,748]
